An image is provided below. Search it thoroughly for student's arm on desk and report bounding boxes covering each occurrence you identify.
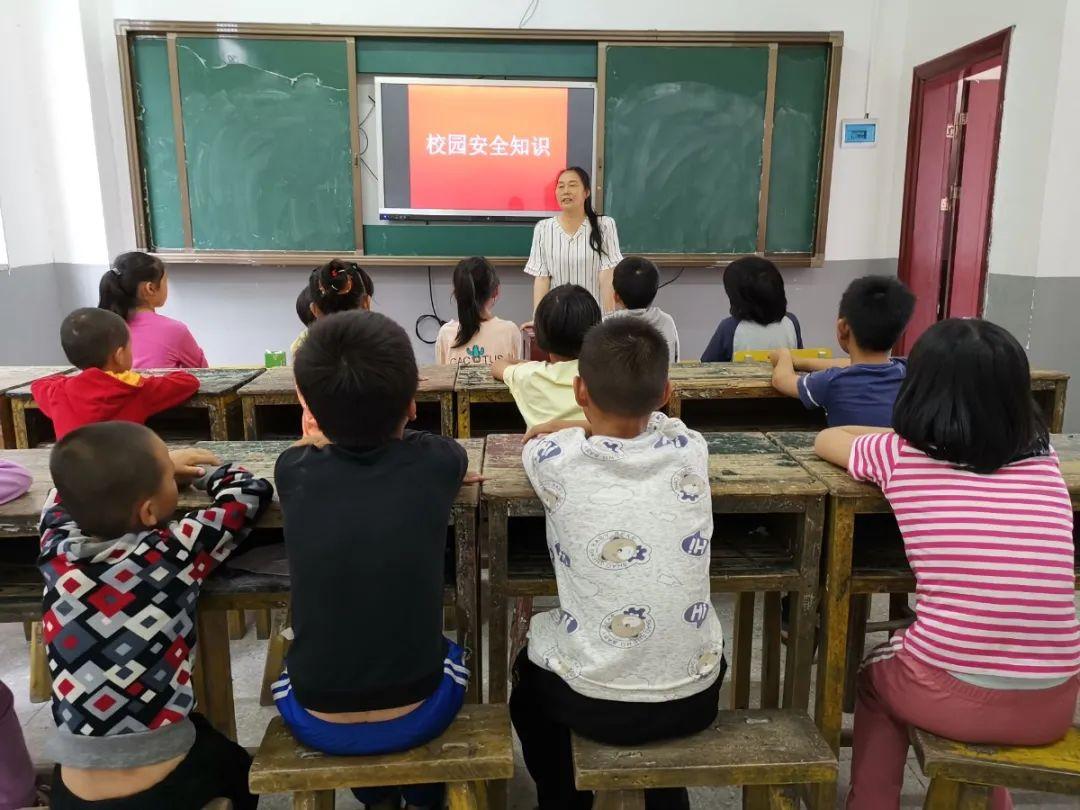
[792,357,850,372]
[492,358,525,382]
[814,426,893,468]
[523,419,591,442]
[768,349,801,398]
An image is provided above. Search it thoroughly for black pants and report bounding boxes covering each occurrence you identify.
[50,713,257,810]
[509,650,726,810]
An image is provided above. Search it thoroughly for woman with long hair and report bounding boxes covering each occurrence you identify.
[524,167,624,315]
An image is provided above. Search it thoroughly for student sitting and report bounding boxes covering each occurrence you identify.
[289,285,316,362]
[273,311,476,810]
[32,308,199,440]
[40,422,273,810]
[436,257,521,366]
[98,252,208,369]
[814,319,1080,810]
[492,284,600,430]
[770,276,915,426]
[701,256,802,362]
[605,256,680,362]
[0,459,36,810]
[512,319,726,810]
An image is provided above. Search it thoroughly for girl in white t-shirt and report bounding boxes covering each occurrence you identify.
[436,257,521,366]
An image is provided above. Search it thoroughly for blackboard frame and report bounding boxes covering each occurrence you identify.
[116,20,842,267]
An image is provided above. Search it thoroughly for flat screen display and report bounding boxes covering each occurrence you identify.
[376,77,597,219]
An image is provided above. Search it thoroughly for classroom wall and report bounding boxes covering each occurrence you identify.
[2,1,1079,425]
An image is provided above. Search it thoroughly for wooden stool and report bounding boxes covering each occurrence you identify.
[912,726,1080,808]
[249,704,514,809]
[572,709,837,809]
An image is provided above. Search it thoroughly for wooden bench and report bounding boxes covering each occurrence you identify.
[912,726,1080,808]
[249,705,514,809]
[572,709,837,809]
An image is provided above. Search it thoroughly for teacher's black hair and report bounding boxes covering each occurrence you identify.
[561,167,605,257]
[452,257,499,348]
[534,284,601,359]
[723,256,787,325]
[893,318,1049,474]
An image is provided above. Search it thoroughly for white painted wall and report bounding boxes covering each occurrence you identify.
[1034,0,1080,280]
[883,0,1070,279]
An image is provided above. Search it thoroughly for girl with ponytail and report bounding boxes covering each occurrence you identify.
[524,166,625,316]
[98,252,207,368]
[435,257,521,366]
[290,260,374,359]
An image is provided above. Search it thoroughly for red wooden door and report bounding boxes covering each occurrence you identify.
[897,73,959,353]
[947,60,1002,318]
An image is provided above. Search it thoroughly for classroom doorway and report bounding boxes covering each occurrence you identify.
[896,29,1011,353]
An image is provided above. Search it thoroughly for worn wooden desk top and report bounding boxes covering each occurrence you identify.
[770,431,1080,508]
[0,366,72,394]
[1031,369,1070,387]
[0,438,484,537]
[481,431,826,505]
[5,367,263,403]
[668,361,776,397]
[454,364,511,395]
[237,365,456,399]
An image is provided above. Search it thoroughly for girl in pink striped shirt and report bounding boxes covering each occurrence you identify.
[815,319,1080,810]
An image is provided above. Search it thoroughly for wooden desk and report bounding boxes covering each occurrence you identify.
[6,367,263,448]
[480,432,826,710]
[0,367,71,448]
[0,438,485,736]
[1032,370,1070,433]
[237,364,458,439]
[455,365,520,439]
[769,431,1080,810]
[670,363,1071,432]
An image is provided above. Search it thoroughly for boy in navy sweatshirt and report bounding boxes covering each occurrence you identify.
[39,421,273,810]
[32,308,198,440]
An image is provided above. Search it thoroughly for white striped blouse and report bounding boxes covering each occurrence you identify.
[523,215,624,305]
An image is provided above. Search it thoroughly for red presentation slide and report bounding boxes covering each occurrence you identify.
[407,85,569,213]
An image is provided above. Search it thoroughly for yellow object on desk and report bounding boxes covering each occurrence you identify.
[734,348,833,362]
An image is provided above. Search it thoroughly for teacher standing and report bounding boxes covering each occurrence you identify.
[524,167,624,314]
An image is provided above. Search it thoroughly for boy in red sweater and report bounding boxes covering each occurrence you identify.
[32,308,198,440]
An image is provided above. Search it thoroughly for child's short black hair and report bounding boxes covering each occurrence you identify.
[612,257,660,310]
[60,307,130,369]
[579,318,669,417]
[294,311,418,446]
[296,286,315,327]
[839,276,915,352]
[723,256,787,324]
[534,284,601,358]
[894,319,1048,474]
[51,422,164,537]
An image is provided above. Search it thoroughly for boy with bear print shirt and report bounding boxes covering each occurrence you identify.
[510,318,725,810]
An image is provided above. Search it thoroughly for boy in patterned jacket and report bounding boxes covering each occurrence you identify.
[510,318,726,810]
[38,421,273,810]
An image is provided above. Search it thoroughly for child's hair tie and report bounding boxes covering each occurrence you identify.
[110,265,122,276]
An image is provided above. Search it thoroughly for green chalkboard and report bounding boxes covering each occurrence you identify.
[357,38,597,79]
[602,46,769,255]
[177,37,355,251]
[363,224,533,257]
[131,37,183,249]
[766,46,829,253]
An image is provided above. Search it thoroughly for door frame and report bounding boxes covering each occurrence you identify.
[897,28,1012,331]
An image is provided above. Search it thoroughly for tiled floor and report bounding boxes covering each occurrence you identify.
[4,594,1078,808]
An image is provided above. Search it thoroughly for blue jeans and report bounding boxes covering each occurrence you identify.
[273,641,468,808]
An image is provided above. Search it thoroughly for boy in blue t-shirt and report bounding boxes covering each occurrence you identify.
[770,276,915,427]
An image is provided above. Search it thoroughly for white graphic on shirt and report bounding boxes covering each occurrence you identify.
[589,484,633,507]
[541,647,581,679]
[537,479,566,513]
[587,531,650,571]
[599,605,655,648]
[671,468,708,503]
[683,601,711,629]
[581,437,625,461]
[680,531,710,557]
[535,439,562,464]
[688,645,724,679]
[552,608,579,634]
